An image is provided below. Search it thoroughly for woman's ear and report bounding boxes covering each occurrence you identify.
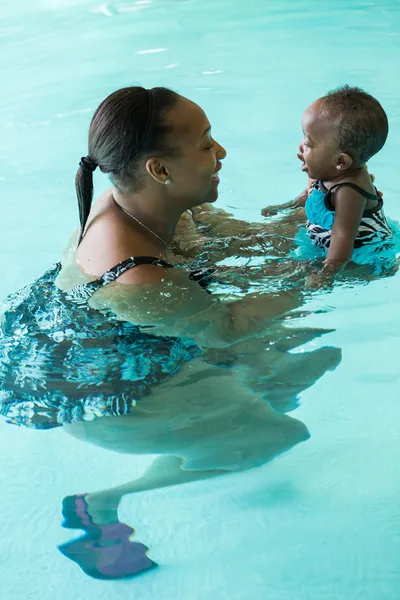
[145,158,170,185]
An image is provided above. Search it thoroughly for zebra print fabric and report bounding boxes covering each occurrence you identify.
[306,180,392,250]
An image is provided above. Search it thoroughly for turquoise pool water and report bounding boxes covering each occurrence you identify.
[1,0,400,597]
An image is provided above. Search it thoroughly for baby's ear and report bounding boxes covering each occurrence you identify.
[336,152,353,171]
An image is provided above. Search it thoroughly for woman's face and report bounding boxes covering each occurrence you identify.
[161,96,227,207]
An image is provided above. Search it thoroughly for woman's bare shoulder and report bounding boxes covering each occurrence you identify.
[75,194,170,284]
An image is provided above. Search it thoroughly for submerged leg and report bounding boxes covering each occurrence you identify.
[57,456,230,580]
[81,455,227,524]
[64,402,309,526]
[60,360,310,579]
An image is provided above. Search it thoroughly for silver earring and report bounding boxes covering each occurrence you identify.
[165,179,171,185]
[337,166,341,170]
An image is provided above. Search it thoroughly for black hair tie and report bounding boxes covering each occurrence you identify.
[79,156,98,173]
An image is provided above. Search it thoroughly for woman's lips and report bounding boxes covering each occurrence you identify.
[212,162,222,183]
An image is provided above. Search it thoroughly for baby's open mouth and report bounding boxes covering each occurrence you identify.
[297,153,307,171]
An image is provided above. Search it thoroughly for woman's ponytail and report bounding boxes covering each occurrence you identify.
[75,156,97,245]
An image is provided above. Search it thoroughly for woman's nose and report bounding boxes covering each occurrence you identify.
[298,141,304,153]
[216,141,227,160]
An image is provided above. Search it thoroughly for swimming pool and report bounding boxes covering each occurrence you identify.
[1,0,400,597]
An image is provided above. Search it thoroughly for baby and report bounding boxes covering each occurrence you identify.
[264,86,394,286]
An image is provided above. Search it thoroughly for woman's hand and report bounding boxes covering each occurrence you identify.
[261,205,285,217]
[369,172,383,198]
[305,272,334,290]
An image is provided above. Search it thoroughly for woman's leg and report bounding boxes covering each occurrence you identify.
[64,384,309,525]
[78,455,227,524]
[60,361,310,578]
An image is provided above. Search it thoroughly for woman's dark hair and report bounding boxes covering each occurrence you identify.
[76,86,180,243]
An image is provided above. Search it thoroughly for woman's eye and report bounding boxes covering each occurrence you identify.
[204,139,214,150]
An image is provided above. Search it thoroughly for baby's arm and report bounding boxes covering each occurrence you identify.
[261,177,316,217]
[308,187,366,287]
[324,188,366,272]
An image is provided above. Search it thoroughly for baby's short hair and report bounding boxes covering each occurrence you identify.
[319,85,388,163]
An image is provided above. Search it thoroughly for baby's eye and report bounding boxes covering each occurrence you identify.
[204,140,214,151]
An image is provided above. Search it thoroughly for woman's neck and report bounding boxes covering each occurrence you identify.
[112,187,182,246]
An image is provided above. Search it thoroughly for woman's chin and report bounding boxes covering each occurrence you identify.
[207,186,220,203]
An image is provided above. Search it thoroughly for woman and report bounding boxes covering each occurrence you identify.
[0,86,339,580]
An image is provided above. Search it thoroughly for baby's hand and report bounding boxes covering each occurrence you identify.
[261,190,308,217]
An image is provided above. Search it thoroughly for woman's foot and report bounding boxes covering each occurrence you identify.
[58,494,157,580]
[70,492,120,526]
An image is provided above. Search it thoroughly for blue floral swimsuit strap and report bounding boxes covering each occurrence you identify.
[66,256,173,304]
[66,255,216,305]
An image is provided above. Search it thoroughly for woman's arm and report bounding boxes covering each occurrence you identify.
[185,175,318,240]
[190,204,267,237]
[89,267,303,348]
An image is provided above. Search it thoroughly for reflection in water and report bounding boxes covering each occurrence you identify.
[60,323,340,579]
[0,222,342,580]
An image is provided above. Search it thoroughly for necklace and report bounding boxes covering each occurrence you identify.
[118,204,171,249]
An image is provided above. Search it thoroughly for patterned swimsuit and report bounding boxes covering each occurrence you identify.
[306,180,392,249]
[0,257,213,430]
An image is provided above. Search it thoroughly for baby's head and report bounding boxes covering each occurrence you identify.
[299,85,388,180]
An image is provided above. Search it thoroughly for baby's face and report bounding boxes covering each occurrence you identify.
[298,101,341,181]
